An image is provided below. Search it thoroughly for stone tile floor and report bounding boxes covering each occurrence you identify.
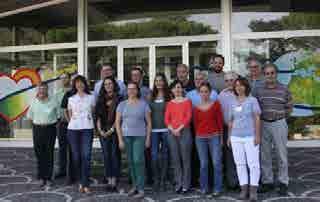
[0,147,320,201]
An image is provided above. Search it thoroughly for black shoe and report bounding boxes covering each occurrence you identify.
[39,179,47,188]
[258,183,274,193]
[278,183,288,196]
[54,172,66,179]
[175,187,182,194]
[182,188,190,194]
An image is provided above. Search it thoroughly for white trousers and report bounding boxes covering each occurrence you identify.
[230,136,260,186]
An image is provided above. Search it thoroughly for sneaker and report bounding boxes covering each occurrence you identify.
[258,183,274,193]
[278,183,288,196]
[127,188,137,196]
[133,190,145,198]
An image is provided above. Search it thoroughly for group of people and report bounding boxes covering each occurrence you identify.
[26,54,292,201]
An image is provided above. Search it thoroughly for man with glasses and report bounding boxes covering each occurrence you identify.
[253,63,292,196]
[246,57,264,95]
[218,71,239,191]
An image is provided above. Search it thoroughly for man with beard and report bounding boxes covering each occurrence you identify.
[208,55,226,94]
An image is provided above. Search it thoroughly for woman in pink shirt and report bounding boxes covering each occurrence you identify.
[164,80,192,194]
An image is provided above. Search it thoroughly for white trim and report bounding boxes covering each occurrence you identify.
[0,43,77,53]
[117,46,124,81]
[88,34,221,48]
[182,42,189,66]
[0,0,69,18]
[149,45,156,88]
[232,29,320,40]
[77,0,88,76]
[221,0,232,71]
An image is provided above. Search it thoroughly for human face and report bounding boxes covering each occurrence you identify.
[127,83,138,99]
[75,79,85,93]
[199,85,210,102]
[172,83,183,98]
[104,79,114,94]
[234,81,246,96]
[211,57,224,73]
[101,66,113,79]
[131,70,142,84]
[264,66,277,84]
[247,60,261,78]
[195,74,205,89]
[155,76,165,90]
[177,66,188,82]
[224,76,235,88]
[37,85,48,99]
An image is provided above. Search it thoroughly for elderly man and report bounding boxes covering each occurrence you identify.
[208,54,226,94]
[253,63,293,196]
[176,64,195,92]
[93,64,126,100]
[186,71,218,106]
[217,71,239,190]
[246,58,264,95]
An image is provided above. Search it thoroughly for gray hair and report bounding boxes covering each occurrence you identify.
[247,57,262,69]
[224,71,239,80]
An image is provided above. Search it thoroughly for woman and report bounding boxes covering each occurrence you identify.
[193,82,223,196]
[164,80,192,194]
[27,82,59,188]
[96,77,122,192]
[67,75,95,194]
[115,81,152,198]
[150,73,171,191]
[227,77,261,201]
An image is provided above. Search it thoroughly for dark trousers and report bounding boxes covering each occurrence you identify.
[57,121,75,181]
[67,129,93,187]
[99,133,120,178]
[223,125,239,188]
[32,123,57,181]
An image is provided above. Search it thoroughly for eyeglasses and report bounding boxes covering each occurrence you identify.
[265,71,276,75]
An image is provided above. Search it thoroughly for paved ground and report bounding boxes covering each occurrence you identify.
[0,147,320,201]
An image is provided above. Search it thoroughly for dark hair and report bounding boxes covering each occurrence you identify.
[263,63,278,74]
[169,79,185,97]
[233,77,251,97]
[96,77,120,124]
[127,81,141,98]
[212,54,225,64]
[151,73,171,102]
[71,75,91,95]
[199,81,212,92]
[130,66,143,75]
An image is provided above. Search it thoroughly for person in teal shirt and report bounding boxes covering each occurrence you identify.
[27,82,59,188]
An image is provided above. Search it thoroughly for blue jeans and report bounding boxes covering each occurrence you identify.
[67,129,93,187]
[151,131,169,183]
[99,133,120,178]
[195,136,222,192]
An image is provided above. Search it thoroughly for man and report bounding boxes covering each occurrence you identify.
[253,63,293,196]
[217,71,239,190]
[246,57,264,95]
[55,73,75,184]
[186,71,218,106]
[208,54,226,94]
[176,64,195,93]
[130,66,151,100]
[93,64,126,100]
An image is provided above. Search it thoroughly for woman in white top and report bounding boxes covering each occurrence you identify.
[67,75,95,194]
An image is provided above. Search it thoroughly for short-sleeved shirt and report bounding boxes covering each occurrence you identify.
[208,71,225,93]
[229,96,261,137]
[116,100,151,137]
[218,89,237,124]
[67,93,95,130]
[27,97,59,125]
[186,89,218,106]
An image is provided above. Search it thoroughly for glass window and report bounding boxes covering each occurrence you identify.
[0,1,77,46]
[156,46,182,83]
[88,1,220,41]
[232,1,320,33]
[233,36,320,140]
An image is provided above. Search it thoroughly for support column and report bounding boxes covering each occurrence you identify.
[221,0,232,71]
[77,0,88,76]
[149,45,156,88]
[117,46,124,81]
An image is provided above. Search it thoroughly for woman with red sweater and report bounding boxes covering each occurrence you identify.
[165,80,192,194]
[193,82,223,196]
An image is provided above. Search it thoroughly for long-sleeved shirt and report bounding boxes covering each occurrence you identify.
[164,99,192,130]
[193,101,223,137]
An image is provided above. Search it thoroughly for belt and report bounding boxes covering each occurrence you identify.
[261,118,283,122]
